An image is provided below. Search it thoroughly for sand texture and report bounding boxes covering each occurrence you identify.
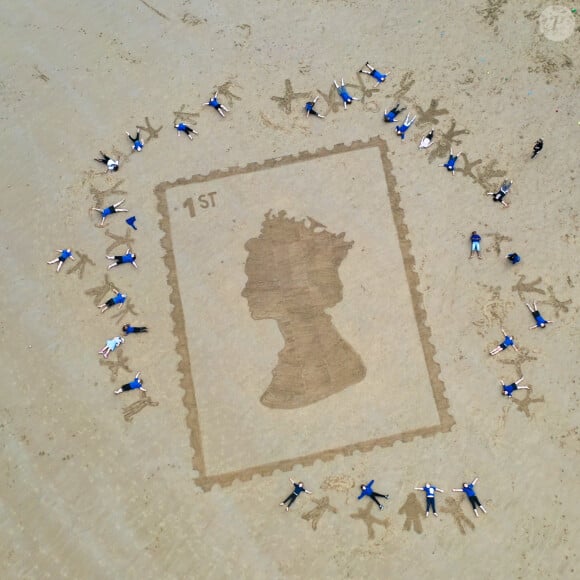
[1,1,579,578]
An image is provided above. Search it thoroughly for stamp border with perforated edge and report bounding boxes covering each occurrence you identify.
[154,136,454,491]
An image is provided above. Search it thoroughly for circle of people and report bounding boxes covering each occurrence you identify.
[47,61,550,514]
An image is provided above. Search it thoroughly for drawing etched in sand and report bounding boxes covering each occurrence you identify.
[242,210,366,409]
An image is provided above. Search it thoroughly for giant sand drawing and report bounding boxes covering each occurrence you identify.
[243,210,366,409]
[154,137,454,490]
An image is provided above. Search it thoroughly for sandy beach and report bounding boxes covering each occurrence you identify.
[1,1,579,578]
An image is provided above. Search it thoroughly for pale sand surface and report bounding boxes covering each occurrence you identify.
[1,1,579,578]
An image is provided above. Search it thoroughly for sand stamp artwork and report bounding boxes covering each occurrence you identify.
[154,137,453,490]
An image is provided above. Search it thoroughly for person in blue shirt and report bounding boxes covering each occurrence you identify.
[526,301,552,329]
[47,248,75,273]
[489,328,518,355]
[395,113,416,139]
[439,147,461,175]
[419,129,434,149]
[98,336,125,358]
[174,122,198,140]
[506,252,521,265]
[359,62,389,86]
[334,78,359,109]
[500,376,529,398]
[469,231,482,259]
[204,91,229,117]
[487,179,512,208]
[123,323,148,335]
[280,478,312,511]
[126,128,144,152]
[107,248,138,270]
[452,478,487,517]
[358,480,389,510]
[384,103,406,123]
[91,199,128,227]
[98,289,127,313]
[305,96,325,118]
[414,483,444,517]
[115,371,146,395]
[94,151,119,173]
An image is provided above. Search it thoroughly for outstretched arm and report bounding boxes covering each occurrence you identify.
[472,478,478,485]
[452,489,462,492]
[304,489,312,494]
[289,478,295,484]
[436,488,444,493]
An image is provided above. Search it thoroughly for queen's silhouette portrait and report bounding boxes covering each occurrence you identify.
[242,210,366,409]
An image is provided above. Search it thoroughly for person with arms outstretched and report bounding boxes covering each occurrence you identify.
[489,328,518,355]
[94,151,119,172]
[97,289,127,313]
[280,478,312,511]
[395,113,416,139]
[174,123,198,139]
[500,376,529,398]
[359,62,389,86]
[91,199,128,227]
[419,129,434,149]
[358,480,389,510]
[526,301,552,329]
[204,91,229,117]
[487,179,512,208]
[305,96,325,118]
[334,78,359,109]
[415,483,444,517]
[384,103,405,123]
[106,248,138,270]
[115,371,146,395]
[47,248,74,273]
[440,148,461,175]
[126,128,143,152]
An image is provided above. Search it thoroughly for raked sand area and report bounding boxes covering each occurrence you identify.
[1,1,579,578]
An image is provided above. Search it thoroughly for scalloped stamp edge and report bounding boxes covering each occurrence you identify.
[153,136,454,492]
